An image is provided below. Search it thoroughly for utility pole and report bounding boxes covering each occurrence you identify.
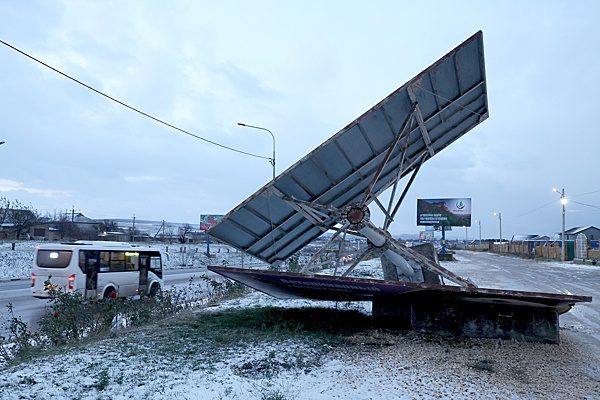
[553,188,567,262]
[441,225,447,253]
[71,206,75,222]
[493,212,502,243]
[562,188,566,262]
[132,214,136,243]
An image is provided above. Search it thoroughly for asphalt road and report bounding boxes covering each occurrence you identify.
[0,267,218,336]
[443,250,599,353]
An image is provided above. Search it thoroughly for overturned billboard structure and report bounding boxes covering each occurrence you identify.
[208,31,591,343]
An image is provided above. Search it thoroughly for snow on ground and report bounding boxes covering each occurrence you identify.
[0,288,599,399]
[1,250,600,399]
[319,257,383,280]
[0,241,265,281]
[0,241,37,280]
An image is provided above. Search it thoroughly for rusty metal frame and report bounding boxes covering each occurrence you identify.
[208,265,592,311]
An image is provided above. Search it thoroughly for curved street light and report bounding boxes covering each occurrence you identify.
[237,123,276,181]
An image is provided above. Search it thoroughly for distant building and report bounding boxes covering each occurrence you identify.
[96,218,202,242]
[511,234,550,242]
[0,209,37,239]
[30,222,62,241]
[98,230,130,242]
[29,212,100,241]
[563,226,600,241]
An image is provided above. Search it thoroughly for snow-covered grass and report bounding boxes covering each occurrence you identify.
[1,289,599,399]
[318,257,383,280]
[1,249,599,399]
[0,241,37,280]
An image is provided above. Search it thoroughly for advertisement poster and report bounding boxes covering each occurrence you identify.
[417,198,471,227]
[200,214,224,231]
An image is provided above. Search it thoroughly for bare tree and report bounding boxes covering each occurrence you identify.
[97,219,118,235]
[0,197,11,235]
[50,211,80,240]
[7,200,40,239]
[178,224,193,244]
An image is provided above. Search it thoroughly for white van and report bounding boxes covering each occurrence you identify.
[32,241,163,299]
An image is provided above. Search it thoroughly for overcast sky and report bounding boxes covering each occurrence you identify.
[1,1,599,240]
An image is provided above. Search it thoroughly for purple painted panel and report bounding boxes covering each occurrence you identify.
[208,266,592,313]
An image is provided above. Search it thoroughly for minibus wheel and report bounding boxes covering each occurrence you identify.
[104,287,117,299]
[149,283,161,297]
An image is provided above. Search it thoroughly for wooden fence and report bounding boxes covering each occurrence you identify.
[488,240,568,261]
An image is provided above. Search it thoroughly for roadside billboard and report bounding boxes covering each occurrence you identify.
[417,198,471,227]
[419,231,434,241]
[200,214,224,231]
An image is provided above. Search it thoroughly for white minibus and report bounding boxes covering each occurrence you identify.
[32,241,163,299]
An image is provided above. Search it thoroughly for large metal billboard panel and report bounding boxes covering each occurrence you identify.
[417,198,472,227]
[209,31,488,264]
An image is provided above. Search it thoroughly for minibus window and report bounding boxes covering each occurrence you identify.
[99,252,110,272]
[37,250,72,268]
[150,256,162,279]
[110,252,126,272]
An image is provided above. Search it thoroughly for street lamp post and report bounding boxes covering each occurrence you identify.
[493,212,502,243]
[237,123,276,180]
[553,188,567,262]
[475,219,482,245]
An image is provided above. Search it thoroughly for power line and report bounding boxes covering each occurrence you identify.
[510,199,556,219]
[0,39,270,161]
[572,188,600,198]
[573,200,600,210]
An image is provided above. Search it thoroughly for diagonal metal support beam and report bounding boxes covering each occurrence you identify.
[341,247,372,277]
[297,202,333,221]
[283,200,328,231]
[386,237,475,287]
[360,220,474,287]
[385,129,412,218]
[371,196,394,224]
[300,223,349,273]
[297,203,328,225]
[408,87,435,157]
[360,104,417,207]
[333,228,348,276]
[278,194,340,214]
[384,157,424,230]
